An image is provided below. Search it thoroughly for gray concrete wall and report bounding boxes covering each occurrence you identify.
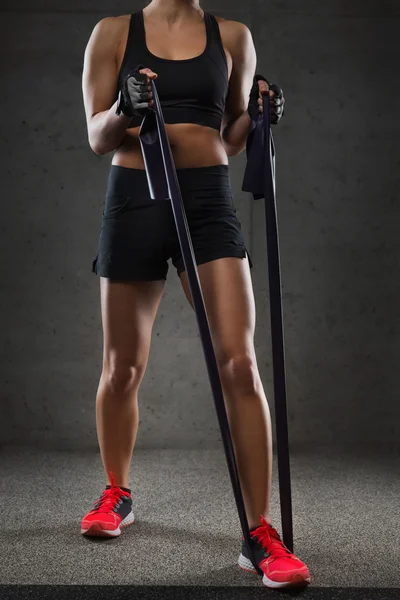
[0,0,399,449]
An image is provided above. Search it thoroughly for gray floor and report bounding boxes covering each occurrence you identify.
[0,445,399,588]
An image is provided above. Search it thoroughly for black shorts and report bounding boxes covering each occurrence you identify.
[92,164,253,281]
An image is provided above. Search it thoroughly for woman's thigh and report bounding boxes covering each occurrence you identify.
[179,256,256,363]
[100,277,165,381]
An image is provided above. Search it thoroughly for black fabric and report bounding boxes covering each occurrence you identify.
[93,489,133,521]
[115,495,132,520]
[91,164,253,281]
[116,10,229,131]
[241,536,270,566]
[242,111,276,201]
[106,485,131,494]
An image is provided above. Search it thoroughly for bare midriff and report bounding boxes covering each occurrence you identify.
[112,122,228,170]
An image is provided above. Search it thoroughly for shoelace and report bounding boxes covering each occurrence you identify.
[252,523,293,560]
[90,470,127,515]
[91,486,124,514]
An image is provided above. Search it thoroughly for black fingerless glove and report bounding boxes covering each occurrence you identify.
[116,64,152,119]
[248,74,285,124]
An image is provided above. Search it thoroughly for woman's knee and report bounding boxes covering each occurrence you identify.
[102,360,146,395]
[218,353,260,396]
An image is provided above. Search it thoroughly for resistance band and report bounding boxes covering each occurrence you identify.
[138,82,292,573]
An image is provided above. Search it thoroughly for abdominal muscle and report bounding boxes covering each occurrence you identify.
[112,121,228,170]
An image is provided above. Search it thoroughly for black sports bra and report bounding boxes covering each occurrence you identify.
[117,10,229,131]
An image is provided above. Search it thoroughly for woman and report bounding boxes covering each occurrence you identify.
[81,0,310,590]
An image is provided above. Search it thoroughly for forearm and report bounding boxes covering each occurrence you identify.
[221,110,252,157]
[88,99,135,155]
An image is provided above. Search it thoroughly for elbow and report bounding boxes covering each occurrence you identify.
[92,146,108,156]
[221,132,246,157]
[231,145,246,157]
[224,143,245,157]
[223,141,240,158]
[88,123,112,155]
[89,137,109,156]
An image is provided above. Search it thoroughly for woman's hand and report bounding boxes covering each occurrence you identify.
[116,65,158,118]
[138,67,158,109]
[248,74,285,124]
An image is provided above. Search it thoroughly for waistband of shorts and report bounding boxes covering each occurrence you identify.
[106,164,231,197]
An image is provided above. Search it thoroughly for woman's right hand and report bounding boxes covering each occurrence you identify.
[116,65,158,118]
[138,67,158,109]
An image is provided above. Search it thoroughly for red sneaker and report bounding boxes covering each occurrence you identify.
[81,471,135,537]
[238,516,311,589]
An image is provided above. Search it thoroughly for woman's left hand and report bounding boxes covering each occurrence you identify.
[248,74,285,124]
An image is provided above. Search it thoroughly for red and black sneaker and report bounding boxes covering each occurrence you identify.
[81,471,135,537]
[238,515,311,589]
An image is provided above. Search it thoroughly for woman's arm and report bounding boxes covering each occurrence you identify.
[220,22,257,157]
[82,17,133,155]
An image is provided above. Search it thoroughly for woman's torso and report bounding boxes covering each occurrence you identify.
[112,9,233,170]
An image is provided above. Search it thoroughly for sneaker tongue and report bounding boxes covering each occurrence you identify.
[106,484,131,497]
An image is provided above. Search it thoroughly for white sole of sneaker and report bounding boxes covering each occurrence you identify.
[238,553,311,589]
[81,510,135,537]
